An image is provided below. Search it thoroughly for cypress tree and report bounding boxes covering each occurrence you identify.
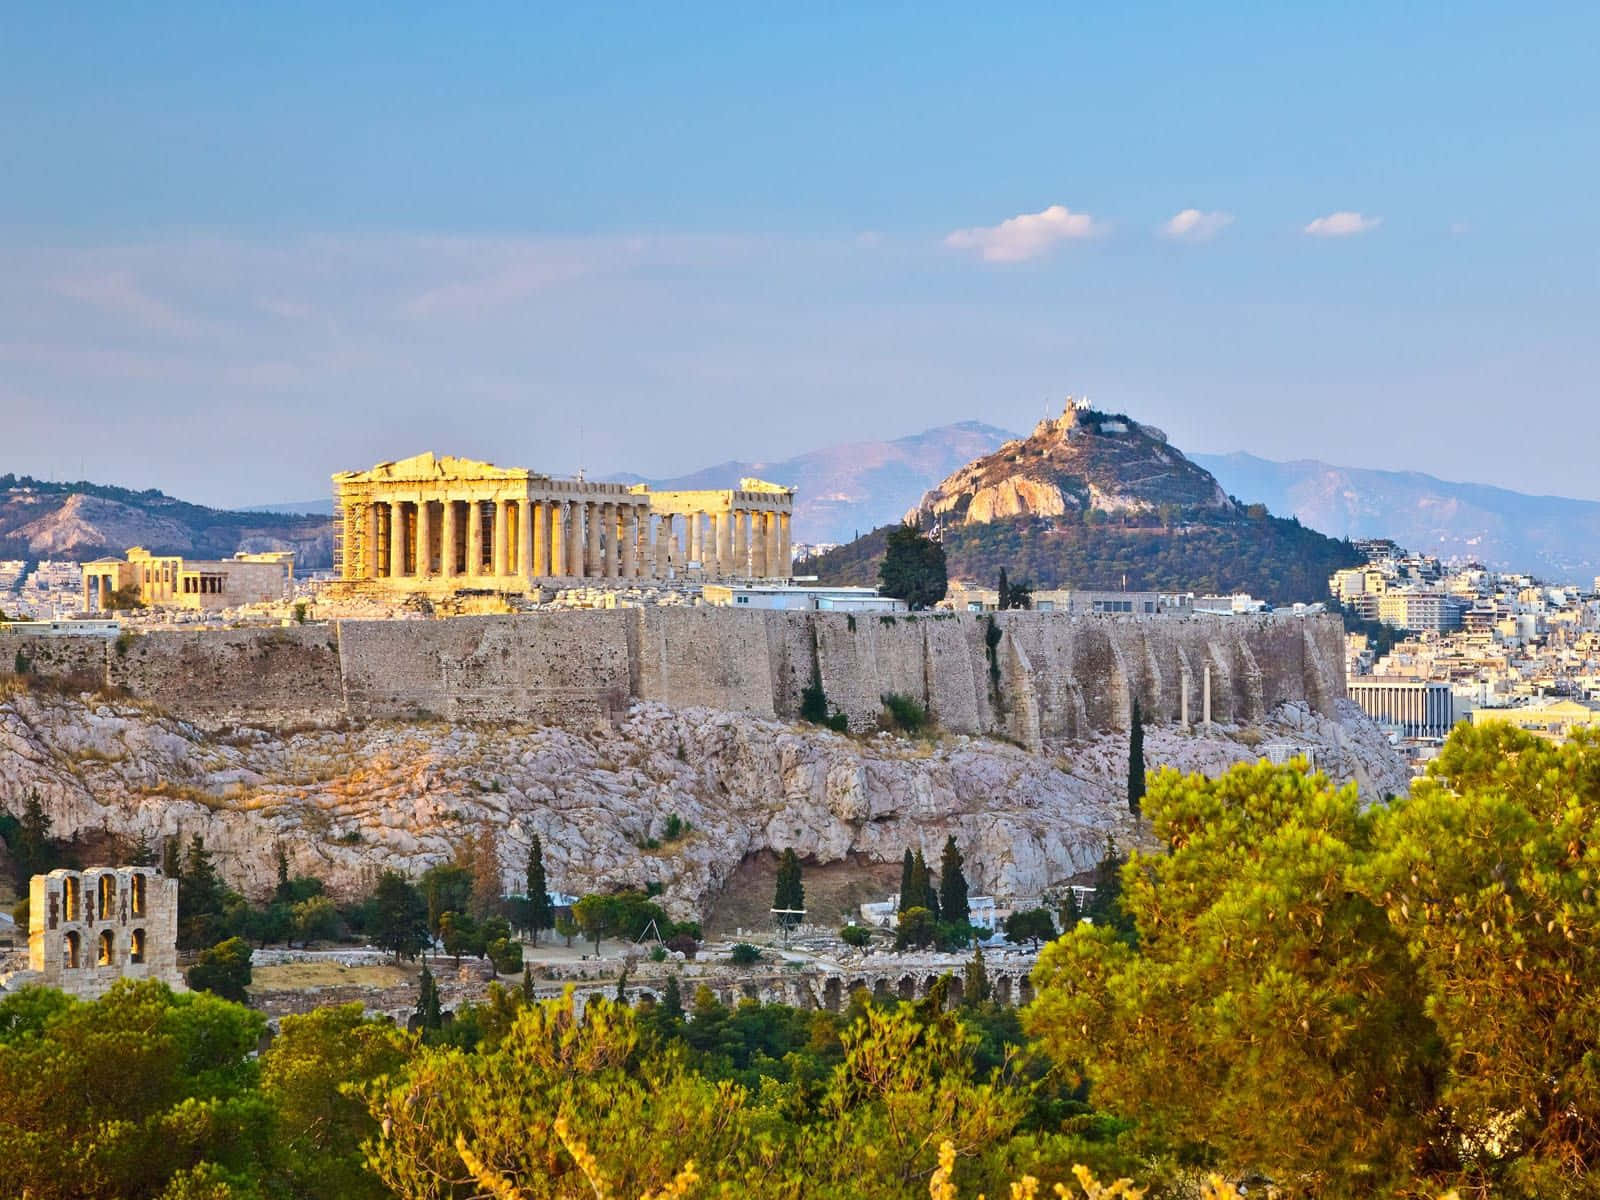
[997,567,1010,611]
[274,844,291,902]
[161,835,181,880]
[662,973,684,1020]
[938,835,970,926]
[774,848,805,928]
[912,849,939,921]
[1128,697,1146,816]
[521,964,535,1004]
[524,834,552,944]
[414,963,442,1032]
[898,848,917,911]
[963,943,991,1006]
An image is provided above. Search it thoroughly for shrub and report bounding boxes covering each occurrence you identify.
[840,923,873,948]
[881,692,930,734]
[486,936,523,975]
[665,932,699,959]
[729,942,762,966]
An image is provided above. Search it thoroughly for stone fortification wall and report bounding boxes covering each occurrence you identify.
[2,611,1346,741]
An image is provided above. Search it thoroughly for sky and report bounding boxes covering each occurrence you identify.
[1,3,1596,508]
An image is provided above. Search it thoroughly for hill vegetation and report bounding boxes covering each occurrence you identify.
[803,507,1362,604]
[2,725,1594,1198]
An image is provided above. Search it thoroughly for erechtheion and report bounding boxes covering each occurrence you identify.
[331,452,794,591]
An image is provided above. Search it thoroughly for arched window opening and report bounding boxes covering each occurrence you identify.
[98,875,116,919]
[64,930,81,969]
[97,929,116,966]
[130,929,146,964]
[63,877,80,922]
[131,873,147,918]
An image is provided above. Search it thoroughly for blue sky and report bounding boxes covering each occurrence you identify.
[2,3,1596,507]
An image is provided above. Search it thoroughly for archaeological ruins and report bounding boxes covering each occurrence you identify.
[331,452,795,592]
[82,547,295,612]
[24,867,183,999]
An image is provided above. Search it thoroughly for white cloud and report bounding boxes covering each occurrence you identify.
[1160,209,1234,242]
[944,204,1103,263]
[1303,211,1382,237]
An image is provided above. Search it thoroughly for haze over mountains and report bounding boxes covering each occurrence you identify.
[1192,453,1600,578]
[8,422,1597,581]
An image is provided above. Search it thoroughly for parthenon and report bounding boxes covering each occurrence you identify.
[332,453,795,589]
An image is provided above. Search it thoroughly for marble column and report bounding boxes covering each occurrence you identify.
[690,512,703,565]
[716,511,732,579]
[752,512,768,578]
[415,497,432,578]
[441,499,457,580]
[491,500,508,577]
[584,502,600,577]
[566,501,582,577]
[388,500,406,578]
[467,500,483,577]
[518,499,534,582]
[778,512,791,578]
[620,506,636,579]
[366,503,381,579]
[655,515,672,576]
[548,502,563,577]
[735,510,751,578]
[766,511,782,579]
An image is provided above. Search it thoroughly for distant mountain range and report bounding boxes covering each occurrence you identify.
[1192,453,1600,578]
[0,474,333,568]
[635,420,1017,547]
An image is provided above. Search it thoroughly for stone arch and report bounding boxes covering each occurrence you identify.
[1017,976,1034,1005]
[946,975,965,1008]
[871,978,891,1002]
[792,981,817,1010]
[897,975,916,1001]
[823,977,842,1012]
[993,975,1012,1005]
[922,974,941,998]
[130,929,147,964]
[64,930,81,969]
[63,876,81,922]
[131,873,147,919]
[97,929,116,966]
[741,981,759,1001]
[634,990,656,1006]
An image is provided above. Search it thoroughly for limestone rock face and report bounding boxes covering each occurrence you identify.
[909,403,1235,527]
[0,692,1406,914]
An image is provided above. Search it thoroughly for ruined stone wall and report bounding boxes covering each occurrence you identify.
[4,611,1346,740]
[111,627,345,727]
[3,634,109,685]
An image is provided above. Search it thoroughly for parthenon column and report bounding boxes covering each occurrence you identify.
[467,500,483,577]
[778,512,791,578]
[569,499,582,576]
[766,511,782,579]
[620,506,636,579]
[491,501,508,577]
[441,499,457,580]
[598,502,614,579]
[715,512,732,579]
[585,502,601,577]
[548,502,563,577]
[388,500,406,578]
[752,512,768,578]
[655,515,672,576]
[736,510,752,578]
[529,500,545,577]
[518,499,534,582]
[416,497,432,578]
[366,503,381,578]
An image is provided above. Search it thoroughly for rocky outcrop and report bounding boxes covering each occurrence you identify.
[910,403,1235,528]
[0,688,1406,916]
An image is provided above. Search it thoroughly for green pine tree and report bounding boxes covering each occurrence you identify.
[524,834,553,944]
[913,849,939,922]
[938,835,970,927]
[1128,697,1146,816]
[521,964,535,1004]
[662,972,684,1021]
